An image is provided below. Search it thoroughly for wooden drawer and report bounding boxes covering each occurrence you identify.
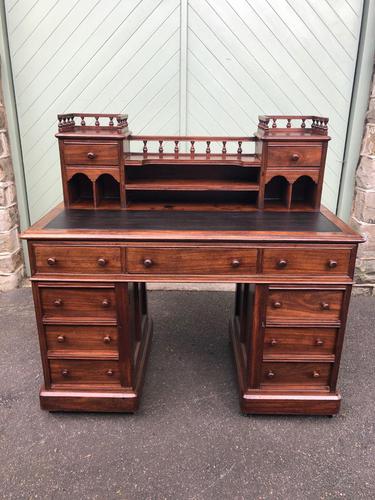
[50,359,120,387]
[264,327,337,357]
[63,141,119,165]
[127,247,257,274]
[266,289,344,323]
[263,247,351,276]
[39,286,116,321]
[261,362,331,387]
[46,325,118,355]
[33,245,122,275]
[267,144,322,167]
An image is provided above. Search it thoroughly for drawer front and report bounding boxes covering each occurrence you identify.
[261,362,331,387]
[63,141,119,165]
[46,325,118,354]
[267,289,344,323]
[264,327,337,356]
[50,359,120,386]
[263,247,351,276]
[33,245,122,275]
[267,145,322,167]
[127,248,257,274]
[40,287,116,321]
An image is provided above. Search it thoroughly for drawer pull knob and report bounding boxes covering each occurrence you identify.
[87,152,96,159]
[315,338,324,346]
[312,371,320,378]
[276,259,288,269]
[97,258,107,267]
[231,259,240,268]
[61,369,69,377]
[328,260,338,269]
[101,299,111,308]
[266,370,275,379]
[47,257,57,266]
[57,335,65,343]
[320,302,330,310]
[53,298,63,307]
[270,339,278,346]
[143,258,153,268]
[272,301,282,309]
[103,335,112,344]
[291,153,300,161]
[106,369,114,377]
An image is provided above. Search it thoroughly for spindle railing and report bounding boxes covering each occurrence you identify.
[57,113,128,132]
[258,115,329,134]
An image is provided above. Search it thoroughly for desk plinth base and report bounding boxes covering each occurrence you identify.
[40,317,153,413]
[229,318,341,416]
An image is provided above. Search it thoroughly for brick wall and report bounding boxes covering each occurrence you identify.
[351,64,375,296]
[0,71,24,291]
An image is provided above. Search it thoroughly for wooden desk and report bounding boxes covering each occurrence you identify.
[22,114,364,415]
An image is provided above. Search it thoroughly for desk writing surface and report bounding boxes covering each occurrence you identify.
[47,209,339,233]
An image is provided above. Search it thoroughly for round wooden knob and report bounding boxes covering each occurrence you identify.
[231,259,240,268]
[266,370,275,379]
[315,338,324,346]
[328,260,338,269]
[143,258,153,268]
[276,259,288,269]
[47,257,57,266]
[312,371,320,378]
[272,301,282,309]
[87,152,96,159]
[270,339,278,346]
[61,369,69,377]
[291,153,300,161]
[57,335,65,343]
[101,299,110,308]
[97,258,107,267]
[103,335,112,344]
[106,369,114,377]
[53,298,63,307]
[320,302,330,310]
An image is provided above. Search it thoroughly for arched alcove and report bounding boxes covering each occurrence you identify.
[68,173,94,207]
[264,175,289,209]
[95,173,120,208]
[291,176,316,209]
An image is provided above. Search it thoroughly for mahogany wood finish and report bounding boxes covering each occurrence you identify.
[21,113,364,415]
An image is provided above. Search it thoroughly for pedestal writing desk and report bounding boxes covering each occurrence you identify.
[22,114,364,415]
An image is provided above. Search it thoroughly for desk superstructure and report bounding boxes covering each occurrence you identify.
[22,114,363,415]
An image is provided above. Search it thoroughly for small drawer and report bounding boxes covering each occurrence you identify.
[50,359,120,387]
[39,286,116,321]
[46,325,118,355]
[262,247,351,276]
[264,327,337,357]
[33,245,122,275]
[261,362,331,387]
[266,289,344,323]
[267,144,322,167]
[63,141,119,165]
[127,248,257,275]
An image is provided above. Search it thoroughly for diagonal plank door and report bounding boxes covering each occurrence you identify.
[5,0,363,220]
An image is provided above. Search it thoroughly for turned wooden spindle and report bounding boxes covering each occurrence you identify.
[272,117,277,128]
[301,118,306,128]
[109,116,114,127]
[95,116,100,127]
[80,116,86,126]
[143,140,148,154]
[222,140,227,154]
[237,141,242,155]
[206,141,211,154]
[286,118,291,128]
[158,140,164,154]
[174,140,179,154]
[190,140,195,154]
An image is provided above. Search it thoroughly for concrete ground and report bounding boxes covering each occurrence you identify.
[0,289,374,500]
